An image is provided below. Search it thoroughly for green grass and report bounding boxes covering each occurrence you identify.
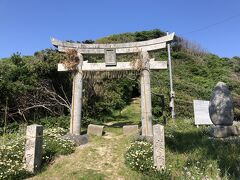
[105,98,141,125]
[69,169,105,180]
[165,119,240,179]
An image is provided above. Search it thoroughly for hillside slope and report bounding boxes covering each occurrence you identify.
[96,29,240,120]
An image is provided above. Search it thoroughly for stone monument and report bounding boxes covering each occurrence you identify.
[153,124,165,170]
[209,82,240,137]
[25,124,43,173]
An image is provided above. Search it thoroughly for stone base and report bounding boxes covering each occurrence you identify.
[209,125,240,138]
[61,134,88,146]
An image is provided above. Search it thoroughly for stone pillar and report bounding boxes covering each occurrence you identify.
[70,53,83,135]
[140,51,153,137]
[153,124,165,170]
[25,124,43,173]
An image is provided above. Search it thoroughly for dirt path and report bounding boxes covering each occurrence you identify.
[31,99,141,180]
[31,128,140,180]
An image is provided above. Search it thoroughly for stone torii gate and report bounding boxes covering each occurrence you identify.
[51,33,174,137]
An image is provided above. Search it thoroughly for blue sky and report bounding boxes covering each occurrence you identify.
[0,0,240,58]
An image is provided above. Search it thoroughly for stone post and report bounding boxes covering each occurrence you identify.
[153,124,165,170]
[140,51,153,137]
[25,124,43,173]
[70,52,83,135]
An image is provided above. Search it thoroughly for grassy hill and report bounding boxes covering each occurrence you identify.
[96,29,240,120]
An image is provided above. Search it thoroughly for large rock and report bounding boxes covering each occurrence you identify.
[209,82,234,126]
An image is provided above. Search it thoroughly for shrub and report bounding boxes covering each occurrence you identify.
[44,127,68,137]
[0,134,28,179]
[43,136,75,163]
[125,141,154,172]
[125,140,172,179]
[37,116,70,129]
[42,127,75,163]
[0,127,75,179]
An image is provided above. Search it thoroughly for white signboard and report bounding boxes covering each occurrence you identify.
[193,100,213,125]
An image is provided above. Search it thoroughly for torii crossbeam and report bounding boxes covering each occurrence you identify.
[52,33,175,137]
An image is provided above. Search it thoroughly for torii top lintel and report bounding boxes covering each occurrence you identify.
[51,33,175,54]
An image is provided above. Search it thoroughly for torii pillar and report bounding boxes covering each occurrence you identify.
[140,51,153,137]
[70,52,83,135]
